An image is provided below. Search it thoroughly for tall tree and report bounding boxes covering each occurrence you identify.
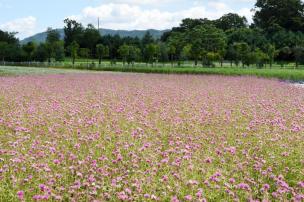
[22,42,36,61]
[233,42,250,68]
[64,18,84,49]
[215,13,248,31]
[33,43,48,62]
[145,43,159,66]
[68,41,79,65]
[81,24,101,56]
[226,44,238,66]
[0,30,18,44]
[159,42,169,63]
[254,0,304,32]
[118,44,130,66]
[142,31,154,46]
[266,44,276,68]
[46,28,61,62]
[293,46,304,68]
[0,30,20,62]
[226,28,268,51]
[186,25,227,66]
[54,41,65,62]
[128,46,141,66]
[167,32,185,65]
[277,46,293,67]
[96,44,109,65]
[46,28,61,44]
[168,43,176,66]
[0,42,9,62]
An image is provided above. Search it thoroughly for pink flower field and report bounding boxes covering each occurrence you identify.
[0,73,303,201]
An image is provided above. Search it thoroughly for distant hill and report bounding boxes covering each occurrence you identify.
[21,28,168,44]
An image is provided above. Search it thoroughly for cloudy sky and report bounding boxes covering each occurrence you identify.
[0,0,255,39]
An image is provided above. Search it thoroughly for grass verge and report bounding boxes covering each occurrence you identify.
[1,65,304,82]
[83,66,304,81]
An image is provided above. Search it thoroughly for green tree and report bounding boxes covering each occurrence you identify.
[79,48,90,58]
[159,43,169,63]
[277,46,292,68]
[46,28,61,44]
[0,30,18,44]
[181,44,192,61]
[0,42,9,62]
[254,0,304,32]
[255,48,269,68]
[68,41,79,65]
[22,42,36,61]
[226,28,268,51]
[243,51,258,67]
[168,43,176,66]
[266,44,276,68]
[128,46,141,66]
[215,13,248,31]
[46,28,61,63]
[79,48,90,65]
[206,52,220,67]
[187,24,227,67]
[233,42,250,68]
[226,44,238,66]
[54,41,65,62]
[64,18,84,49]
[118,44,130,66]
[293,46,304,68]
[145,43,158,66]
[270,30,304,50]
[96,44,109,65]
[167,32,185,66]
[81,24,101,56]
[33,43,48,62]
[142,31,154,46]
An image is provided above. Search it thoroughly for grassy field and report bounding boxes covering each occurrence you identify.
[1,65,304,82]
[88,66,304,81]
[63,58,304,69]
[0,66,91,76]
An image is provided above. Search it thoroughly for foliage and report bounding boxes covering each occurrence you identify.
[0,42,9,61]
[33,43,48,62]
[0,30,18,44]
[67,41,79,65]
[293,46,304,67]
[80,24,101,55]
[215,13,248,31]
[45,28,61,62]
[22,42,36,61]
[96,44,109,64]
[63,18,84,49]
[254,0,304,32]
[119,44,142,66]
[54,41,65,62]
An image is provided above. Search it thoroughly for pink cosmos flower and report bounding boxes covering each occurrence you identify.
[237,183,251,191]
[184,195,193,201]
[17,191,24,200]
[171,196,180,202]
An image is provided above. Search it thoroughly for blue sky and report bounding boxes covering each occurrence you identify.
[0,0,256,39]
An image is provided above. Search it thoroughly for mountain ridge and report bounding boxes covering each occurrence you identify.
[21,28,168,44]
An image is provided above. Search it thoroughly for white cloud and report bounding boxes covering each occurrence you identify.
[0,16,37,39]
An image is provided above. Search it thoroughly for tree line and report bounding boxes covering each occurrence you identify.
[1,0,304,68]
